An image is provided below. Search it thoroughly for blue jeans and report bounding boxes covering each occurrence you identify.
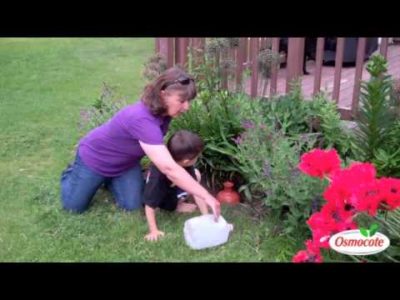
[60,153,144,213]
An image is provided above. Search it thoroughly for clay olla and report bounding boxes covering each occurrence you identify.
[216,181,240,205]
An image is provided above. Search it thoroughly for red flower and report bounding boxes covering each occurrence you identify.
[293,148,400,263]
[298,148,341,179]
[312,229,331,249]
[292,250,309,262]
[305,239,321,256]
[323,180,350,207]
[377,178,400,210]
[292,240,323,263]
[344,162,376,182]
[311,254,322,262]
[323,162,377,207]
[351,180,382,216]
[335,221,358,232]
[307,201,358,251]
[320,202,357,231]
[292,245,322,263]
[307,211,337,233]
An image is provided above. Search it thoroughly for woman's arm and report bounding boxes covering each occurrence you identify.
[139,141,220,219]
[193,168,209,215]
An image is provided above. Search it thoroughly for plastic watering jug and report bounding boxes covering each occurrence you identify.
[183,214,234,250]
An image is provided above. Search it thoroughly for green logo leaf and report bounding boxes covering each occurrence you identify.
[369,223,379,236]
[360,227,369,237]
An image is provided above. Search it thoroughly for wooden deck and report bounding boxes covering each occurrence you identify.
[243,44,400,110]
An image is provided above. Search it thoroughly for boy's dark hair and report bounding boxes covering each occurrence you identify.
[141,67,197,116]
[167,130,204,162]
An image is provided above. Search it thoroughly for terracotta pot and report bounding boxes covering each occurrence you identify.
[216,181,240,205]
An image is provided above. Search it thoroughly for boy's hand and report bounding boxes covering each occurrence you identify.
[145,230,165,241]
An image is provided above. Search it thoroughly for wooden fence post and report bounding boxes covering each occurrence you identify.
[286,38,305,93]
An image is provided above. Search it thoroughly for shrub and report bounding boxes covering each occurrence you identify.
[351,54,400,177]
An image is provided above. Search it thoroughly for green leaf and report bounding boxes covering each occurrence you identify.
[369,223,379,236]
[360,228,369,237]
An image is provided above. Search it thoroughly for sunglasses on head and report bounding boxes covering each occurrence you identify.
[161,76,194,90]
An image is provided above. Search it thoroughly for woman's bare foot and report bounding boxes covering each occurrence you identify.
[176,202,197,213]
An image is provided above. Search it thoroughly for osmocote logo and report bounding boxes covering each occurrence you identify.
[329,223,390,256]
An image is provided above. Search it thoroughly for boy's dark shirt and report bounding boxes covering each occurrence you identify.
[143,164,197,211]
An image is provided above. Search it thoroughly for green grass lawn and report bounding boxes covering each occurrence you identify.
[0,38,309,262]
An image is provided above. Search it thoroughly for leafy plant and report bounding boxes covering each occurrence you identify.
[168,90,247,191]
[170,40,351,233]
[258,85,351,159]
[210,108,326,235]
[308,93,352,159]
[351,54,399,176]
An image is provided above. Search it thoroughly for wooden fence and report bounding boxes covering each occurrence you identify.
[155,37,392,120]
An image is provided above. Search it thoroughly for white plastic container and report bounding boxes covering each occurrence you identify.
[184,214,234,250]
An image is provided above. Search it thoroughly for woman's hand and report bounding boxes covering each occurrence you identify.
[145,230,165,242]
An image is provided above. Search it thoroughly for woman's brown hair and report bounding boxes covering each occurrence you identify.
[141,67,197,116]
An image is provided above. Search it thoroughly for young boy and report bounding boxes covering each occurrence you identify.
[143,130,209,241]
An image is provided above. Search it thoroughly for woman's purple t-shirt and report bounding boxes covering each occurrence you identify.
[78,100,171,177]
